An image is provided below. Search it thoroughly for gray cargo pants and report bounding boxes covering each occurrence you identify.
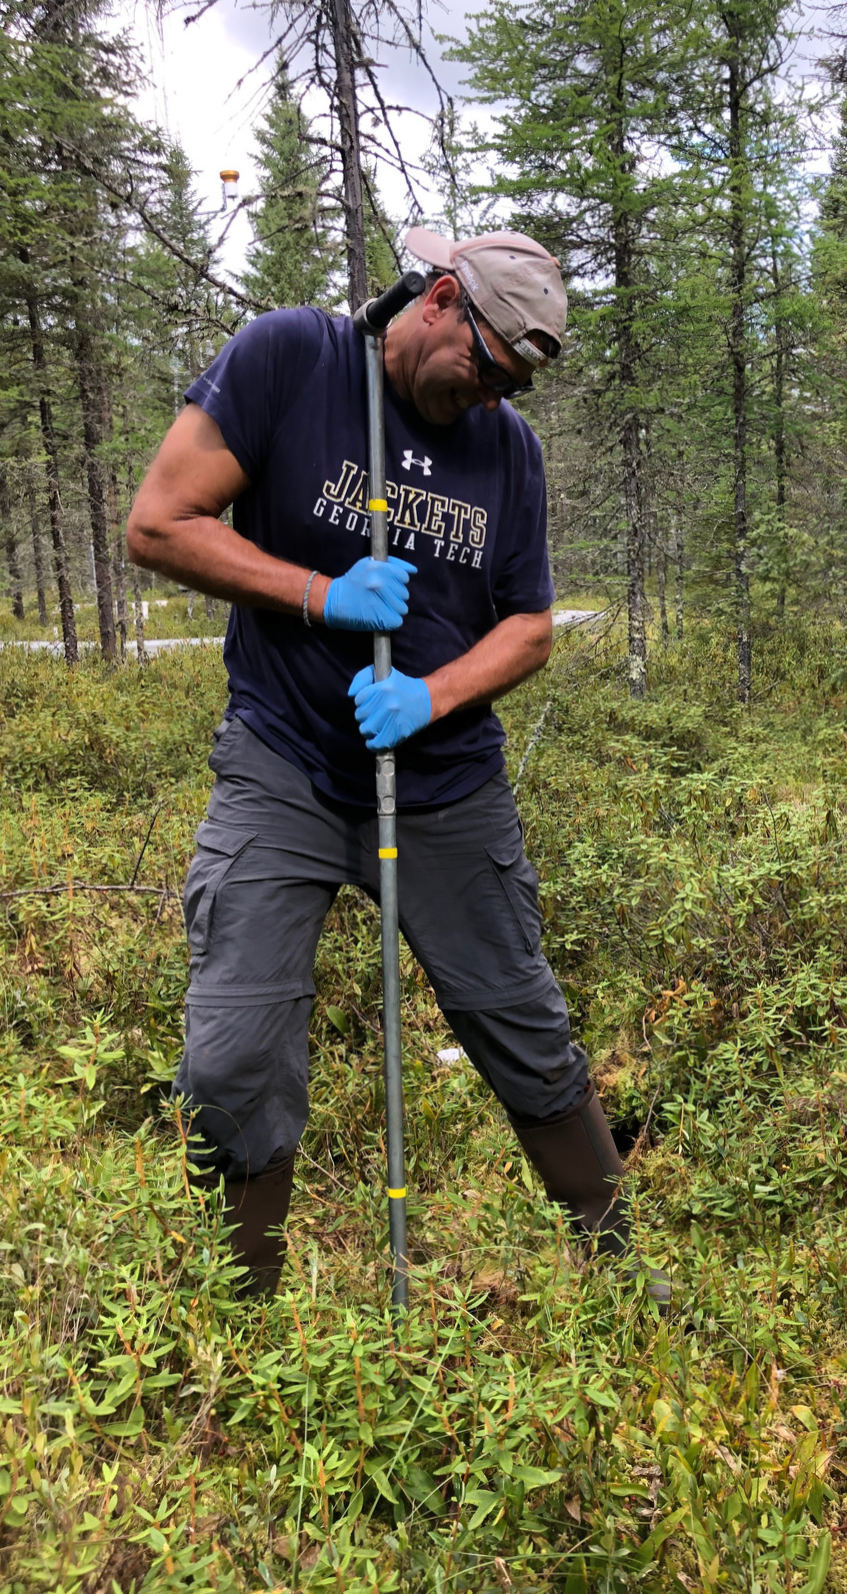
[174,716,588,1178]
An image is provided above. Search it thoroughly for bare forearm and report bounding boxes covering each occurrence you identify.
[424,612,553,724]
[127,513,331,622]
[126,404,332,620]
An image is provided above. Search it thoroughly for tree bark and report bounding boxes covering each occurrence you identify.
[329,0,368,310]
[771,240,788,620]
[674,442,685,639]
[1,468,25,620]
[107,468,127,658]
[727,18,751,704]
[673,519,685,640]
[623,407,647,697]
[4,535,25,621]
[657,540,669,645]
[610,89,647,698]
[72,308,116,660]
[27,465,49,626]
[644,426,667,644]
[113,544,128,660]
[22,264,78,664]
[132,566,147,665]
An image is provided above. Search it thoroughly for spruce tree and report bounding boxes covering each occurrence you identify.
[0,0,160,660]
[673,0,809,697]
[453,0,817,693]
[125,143,234,436]
[810,91,847,594]
[451,0,696,697]
[244,62,341,310]
[362,165,398,298]
[821,96,847,247]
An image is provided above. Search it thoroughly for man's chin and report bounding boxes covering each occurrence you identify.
[415,389,463,427]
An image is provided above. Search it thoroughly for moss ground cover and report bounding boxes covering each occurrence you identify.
[0,621,845,1592]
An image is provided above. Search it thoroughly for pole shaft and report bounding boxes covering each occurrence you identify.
[363,334,408,1312]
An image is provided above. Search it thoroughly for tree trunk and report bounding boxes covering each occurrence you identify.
[657,540,669,645]
[611,96,646,699]
[771,240,788,620]
[4,534,25,621]
[623,409,647,697]
[673,519,684,640]
[27,465,49,626]
[132,566,147,665]
[644,426,667,644]
[108,468,127,659]
[1,468,25,620]
[22,264,78,664]
[727,23,751,704]
[53,101,115,659]
[113,544,128,660]
[329,0,368,310]
[204,593,215,622]
[72,309,116,660]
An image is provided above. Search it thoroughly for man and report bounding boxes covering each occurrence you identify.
[127,227,668,1309]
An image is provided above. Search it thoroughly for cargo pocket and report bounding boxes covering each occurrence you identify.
[208,715,241,776]
[485,833,543,955]
[184,822,256,956]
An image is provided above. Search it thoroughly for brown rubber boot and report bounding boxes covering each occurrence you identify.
[512,1083,670,1313]
[192,1150,295,1300]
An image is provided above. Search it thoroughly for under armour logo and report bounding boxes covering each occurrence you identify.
[401,449,432,476]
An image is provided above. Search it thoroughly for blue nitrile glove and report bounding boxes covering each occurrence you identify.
[348,665,432,751]
[323,556,416,632]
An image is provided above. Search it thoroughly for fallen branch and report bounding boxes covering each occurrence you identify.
[0,883,178,902]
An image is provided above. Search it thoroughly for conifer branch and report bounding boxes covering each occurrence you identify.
[53,135,267,314]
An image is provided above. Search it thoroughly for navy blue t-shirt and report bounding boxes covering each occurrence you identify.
[186,308,554,808]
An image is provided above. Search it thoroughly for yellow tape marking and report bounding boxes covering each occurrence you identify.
[388,1187,407,1199]
[379,847,398,859]
[368,498,388,511]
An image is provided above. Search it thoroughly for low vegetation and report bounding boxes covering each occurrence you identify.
[0,594,226,648]
[0,616,845,1592]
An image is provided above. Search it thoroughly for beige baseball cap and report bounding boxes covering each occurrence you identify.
[405,226,567,367]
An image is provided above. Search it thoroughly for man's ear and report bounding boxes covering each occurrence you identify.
[421,274,461,324]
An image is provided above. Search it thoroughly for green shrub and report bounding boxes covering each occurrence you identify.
[0,620,844,1590]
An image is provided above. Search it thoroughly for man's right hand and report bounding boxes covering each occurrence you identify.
[322,557,416,632]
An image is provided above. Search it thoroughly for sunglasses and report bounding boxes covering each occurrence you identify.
[462,295,534,399]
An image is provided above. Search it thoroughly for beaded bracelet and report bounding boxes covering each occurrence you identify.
[302,569,319,628]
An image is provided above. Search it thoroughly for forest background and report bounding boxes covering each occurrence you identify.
[3,0,847,1588]
[8,0,847,693]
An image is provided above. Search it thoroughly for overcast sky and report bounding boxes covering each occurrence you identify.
[112,0,833,280]
[113,0,479,276]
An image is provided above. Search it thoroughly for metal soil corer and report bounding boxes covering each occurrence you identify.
[353,270,425,1313]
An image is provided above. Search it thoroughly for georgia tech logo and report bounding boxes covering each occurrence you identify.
[315,457,487,568]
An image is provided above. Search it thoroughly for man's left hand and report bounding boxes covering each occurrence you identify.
[349,666,432,751]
